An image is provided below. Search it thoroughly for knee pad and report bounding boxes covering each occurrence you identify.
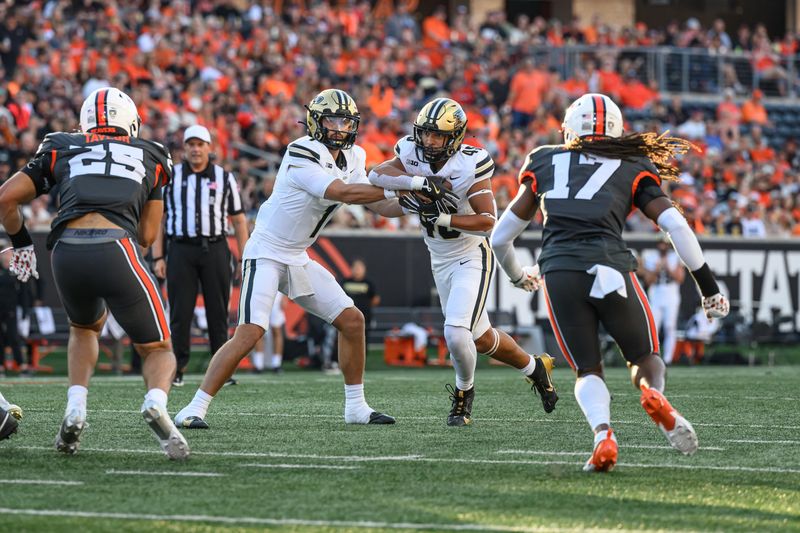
[444,325,474,358]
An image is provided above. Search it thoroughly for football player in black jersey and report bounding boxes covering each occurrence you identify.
[492,93,729,472]
[0,87,189,460]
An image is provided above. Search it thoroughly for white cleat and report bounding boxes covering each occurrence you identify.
[659,413,698,456]
[141,400,190,461]
[55,408,86,455]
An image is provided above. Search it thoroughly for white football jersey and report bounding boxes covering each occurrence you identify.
[244,136,369,265]
[394,136,495,263]
[641,249,681,288]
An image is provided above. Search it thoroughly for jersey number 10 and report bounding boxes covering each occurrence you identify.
[69,143,146,183]
[548,153,621,200]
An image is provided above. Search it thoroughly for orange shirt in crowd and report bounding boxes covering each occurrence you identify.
[750,144,776,163]
[619,80,658,110]
[367,85,394,119]
[509,69,548,114]
[422,15,449,48]
[598,69,623,98]
[717,101,741,124]
[742,99,769,124]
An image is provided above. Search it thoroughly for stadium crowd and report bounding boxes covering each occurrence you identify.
[2,0,800,237]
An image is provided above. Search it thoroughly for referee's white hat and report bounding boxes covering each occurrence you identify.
[183,124,211,144]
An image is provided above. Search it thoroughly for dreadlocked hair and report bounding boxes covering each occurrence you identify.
[564,132,696,182]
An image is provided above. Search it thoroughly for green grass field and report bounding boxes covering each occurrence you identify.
[1,363,799,532]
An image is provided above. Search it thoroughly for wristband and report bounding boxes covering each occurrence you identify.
[410,176,426,190]
[9,224,33,248]
[435,213,452,228]
[690,263,720,297]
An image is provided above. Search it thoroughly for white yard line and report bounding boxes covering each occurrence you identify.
[0,507,624,532]
[0,480,83,486]
[497,444,725,454]
[724,439,800,445]
[22,408,800,430]
[240,463,360,470]
[15,445,800,474]
[105,470,224,477]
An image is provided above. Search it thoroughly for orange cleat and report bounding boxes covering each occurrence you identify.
[583,428,618,472]
[641,387,698,455]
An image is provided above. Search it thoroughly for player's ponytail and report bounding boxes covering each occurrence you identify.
[565,132,696,181]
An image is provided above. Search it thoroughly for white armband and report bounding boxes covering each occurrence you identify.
[435,213,452,228]
[656,207,704,271]
[490,209,530,282]
[367,169,415,191]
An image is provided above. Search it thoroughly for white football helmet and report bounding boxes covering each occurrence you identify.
[80,87,141,137]
[562,93,623,143]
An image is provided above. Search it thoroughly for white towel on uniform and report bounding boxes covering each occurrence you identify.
[586,265,627,299]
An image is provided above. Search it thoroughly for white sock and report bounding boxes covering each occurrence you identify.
[0,392,8,410]
[445,325,476,391]
[574,374,611,432]
[66,385,88,418]
[519,354,537,376]
[343,383,372,423]
[145,388,168,409]
[251,352,264,370]
[271,354,283,369]
[182,389,214,419]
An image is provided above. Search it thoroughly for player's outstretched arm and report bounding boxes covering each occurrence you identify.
[369,158,458,210]
[491,180,541,292]
[324,178,390,205]
[642,196,729,319]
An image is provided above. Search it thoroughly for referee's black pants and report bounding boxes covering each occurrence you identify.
[166,239,232,373]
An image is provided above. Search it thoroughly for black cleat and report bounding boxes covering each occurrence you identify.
[172,373,184,388]
[0,407,19,441]
[526,354,558,413]
[223,378,238,387]
[180,416,210,429]
[368,411,396,424]
[446,384,474,426]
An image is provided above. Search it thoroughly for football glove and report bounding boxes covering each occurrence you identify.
[9,245,39,283]
[399,194,446,226]
[512,264,542,292]
[702,293,729,319]
[415,176,458,213]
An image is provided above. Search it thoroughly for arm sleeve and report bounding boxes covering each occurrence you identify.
[657,207,704,271]
[490,209,530,282]
[368,168,415,190]
[225,170,244,215]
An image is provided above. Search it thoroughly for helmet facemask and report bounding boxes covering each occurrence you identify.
[307,110,360,150]
[413,124,462,164]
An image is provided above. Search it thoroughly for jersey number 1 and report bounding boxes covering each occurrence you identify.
[548,153,621,200]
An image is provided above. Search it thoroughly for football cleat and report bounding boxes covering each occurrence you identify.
[141,400,190,461]
[640,387,698,455]
[4,403,22,421]
[180,416,209,429]
[446,384,474,426]
[368,412,396,424]
[55,408,86,455]
[583,428,618,472]
[0,406,19,441]
[526,354,559,413]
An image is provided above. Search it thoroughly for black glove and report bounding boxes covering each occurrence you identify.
[399,194,445,226]
[418,176,459,213]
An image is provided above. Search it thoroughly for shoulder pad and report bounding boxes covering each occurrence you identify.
[287,141,323,165]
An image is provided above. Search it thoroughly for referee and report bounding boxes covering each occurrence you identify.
[153,125,249,386]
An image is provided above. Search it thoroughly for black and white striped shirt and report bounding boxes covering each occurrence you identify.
[164,163,244,238]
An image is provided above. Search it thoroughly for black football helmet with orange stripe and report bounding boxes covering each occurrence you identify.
[561,93,623,144]
[79,87,141,137]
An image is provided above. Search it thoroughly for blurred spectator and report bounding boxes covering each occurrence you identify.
[741,89,771,125]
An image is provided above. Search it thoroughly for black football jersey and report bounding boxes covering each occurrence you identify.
[519,145,666,273]
[24,132,172,248]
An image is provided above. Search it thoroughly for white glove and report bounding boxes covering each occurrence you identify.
[702,293,729,319]
[512,264,542,292]
[9,245,39,283]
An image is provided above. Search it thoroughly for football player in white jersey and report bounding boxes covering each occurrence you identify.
[368,98,558,426]
[175,89,404,427]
